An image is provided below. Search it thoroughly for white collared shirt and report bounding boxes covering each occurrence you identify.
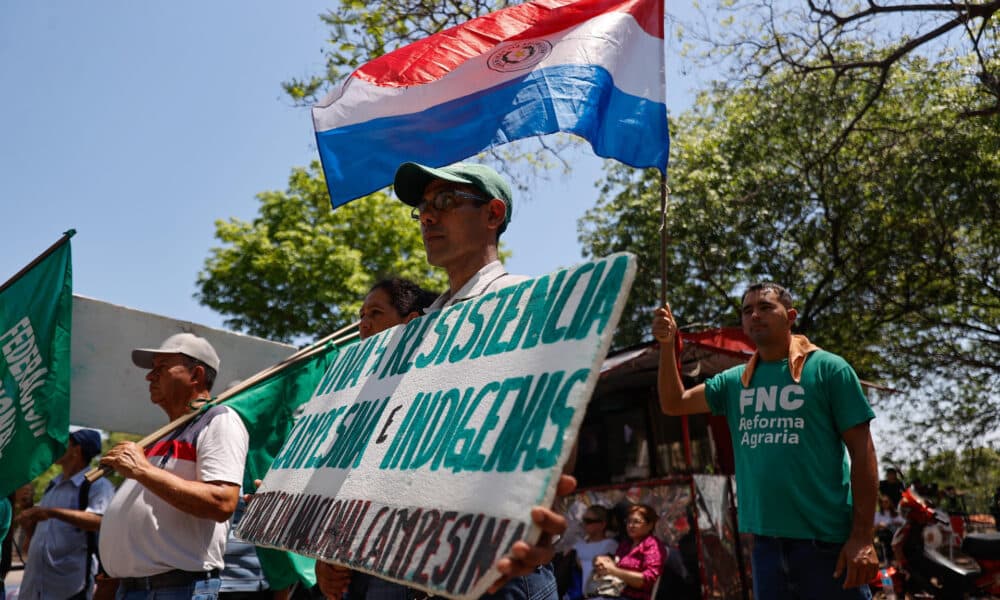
[426,260,529,311]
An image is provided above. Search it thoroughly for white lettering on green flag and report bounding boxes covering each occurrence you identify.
[238,253,636,600]
[0,231,74,498]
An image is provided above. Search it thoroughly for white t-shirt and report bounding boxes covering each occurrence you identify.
[100,406,248,577]
[874,510,904,530]
[574,538,619,587]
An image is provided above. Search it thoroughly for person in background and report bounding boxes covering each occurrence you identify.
[574,506,618,597]
[940,486,964,515]
[992,486,1000,532]
[874,495,904,563]
[878,468,905,508]
[573,504,618,586]
[219,488,271,599]
[358,277,438,340]
[592,504,662,600]
[18,429,115,600]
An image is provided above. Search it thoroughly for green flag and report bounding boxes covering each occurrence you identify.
[224,338,346,590]
[0,231,74,498]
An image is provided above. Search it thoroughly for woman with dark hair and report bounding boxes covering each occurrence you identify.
[592,504,662,600]
[359,278,438,339]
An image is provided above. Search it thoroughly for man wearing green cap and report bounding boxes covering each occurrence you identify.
[392,161,527,307]
[401,160,575,595]
[314,161,570,600]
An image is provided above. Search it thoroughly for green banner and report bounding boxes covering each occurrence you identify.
[0,231,74,498]
[224,339,344,590]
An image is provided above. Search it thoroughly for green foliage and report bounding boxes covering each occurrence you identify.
[693,0,1000,127]
[900,447,1000,514]
[578,60,999,446]
[196,162,447,342]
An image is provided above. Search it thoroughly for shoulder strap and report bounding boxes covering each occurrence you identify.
[79,479,98,589]
[78,478,92,511]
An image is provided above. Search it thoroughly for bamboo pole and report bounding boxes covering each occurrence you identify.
[85,322,360,482]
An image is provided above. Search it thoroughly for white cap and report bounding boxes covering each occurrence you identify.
[132,333,220,372]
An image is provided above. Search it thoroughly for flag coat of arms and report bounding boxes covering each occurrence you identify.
[0,232,74,498]
[313,0,668,207]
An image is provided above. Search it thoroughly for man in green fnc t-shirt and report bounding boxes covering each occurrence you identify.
[652,282,878,599]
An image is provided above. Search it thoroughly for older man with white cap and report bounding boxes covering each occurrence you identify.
[99,333,249,600]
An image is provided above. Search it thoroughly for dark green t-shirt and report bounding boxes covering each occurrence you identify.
[0,498,9,542]
[704,350,875,542]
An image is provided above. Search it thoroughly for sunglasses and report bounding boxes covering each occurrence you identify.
[410,189,486,220]
[582,517,605,524]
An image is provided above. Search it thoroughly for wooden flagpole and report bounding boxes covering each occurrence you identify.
[659,172,668,305]
[85,321,360,482]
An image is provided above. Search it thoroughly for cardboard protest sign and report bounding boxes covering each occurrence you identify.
[237,253,635,599]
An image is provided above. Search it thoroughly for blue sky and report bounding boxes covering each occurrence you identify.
[1,1,699,332]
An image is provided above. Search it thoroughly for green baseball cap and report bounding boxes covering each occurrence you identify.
[393,162,513,226]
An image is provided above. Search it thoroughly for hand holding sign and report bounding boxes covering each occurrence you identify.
[489,474,575,592]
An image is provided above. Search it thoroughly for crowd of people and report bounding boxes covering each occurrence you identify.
[5,160,885,600]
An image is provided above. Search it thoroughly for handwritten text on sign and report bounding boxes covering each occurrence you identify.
[238,254,635,599]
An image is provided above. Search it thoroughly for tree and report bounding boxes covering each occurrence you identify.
[688,0,999,155]
[196,162,447,342]
[578,59,999,446]
[897,447,1000,514]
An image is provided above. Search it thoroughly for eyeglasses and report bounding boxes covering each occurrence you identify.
[626,519,648,526]
[410,190,485,220]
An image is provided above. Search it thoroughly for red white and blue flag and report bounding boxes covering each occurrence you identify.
[313,0,668,207]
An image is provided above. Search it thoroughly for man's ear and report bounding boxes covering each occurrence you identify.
[787,307,798,327]
[485,198,507,230]
[190,364,206,386]
[403,311,421,324]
